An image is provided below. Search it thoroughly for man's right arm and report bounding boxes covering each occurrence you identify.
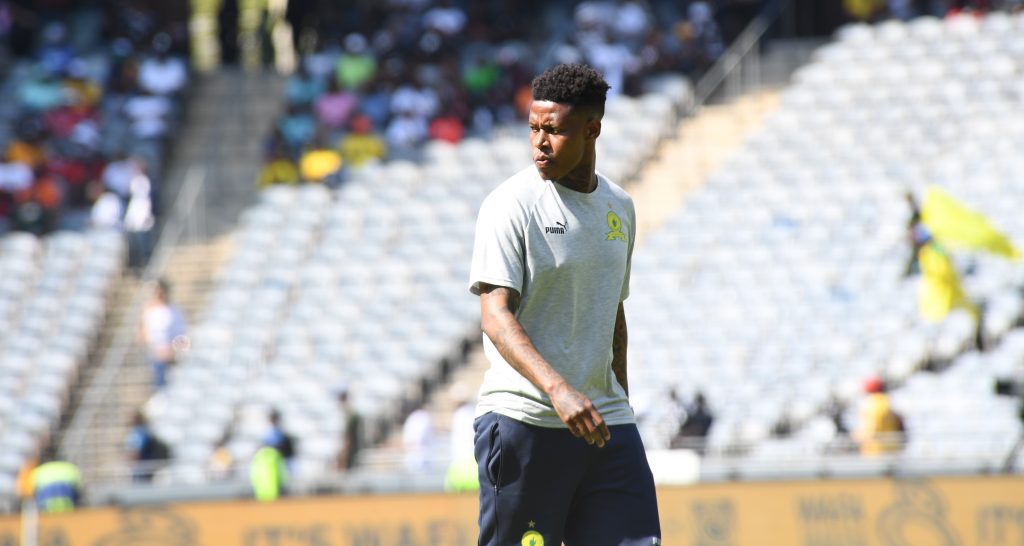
[478,282,610,447]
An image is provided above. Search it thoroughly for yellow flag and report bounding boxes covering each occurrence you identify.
[918,243,977,322]
[921,187,1020,260]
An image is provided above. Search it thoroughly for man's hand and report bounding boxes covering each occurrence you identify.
[550,381,611,448]
[479,282,611,448]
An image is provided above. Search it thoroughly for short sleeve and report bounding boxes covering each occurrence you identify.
[468,193,525,296]
[620,197,636,302]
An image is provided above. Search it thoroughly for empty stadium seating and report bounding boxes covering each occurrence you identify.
[630,12,1024,476]
[0,230,124,501]
[143,76,692,485]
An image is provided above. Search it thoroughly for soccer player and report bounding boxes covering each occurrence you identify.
[468,63,661,546]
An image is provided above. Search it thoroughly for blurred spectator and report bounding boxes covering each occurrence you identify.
[612,0,652,46]
[15,450,39,507]
[386,110,428,155]
[461,57,500,101]
[101,153,138,199]
[258,147,301,188]
[285,63,324,107]
[124,162,155,270]
[314,77,358,131]
[854,375,905,456]
[584,33,635,97]
[303,39,340,82]
[137,33,188,96]
[278,103,317,154]
[6,132,46,170]
[672,391,714,450]
[402,406,434,472]
[336,388,363,472]
[391,74,439,121]
[12,168,61,234]
[824,395,857,454]
[29,451,82,514]
[299,143,343,185]
[37,21,74,79]
[358,79,394,131]
[687,2,726,67]
[90,189,124,229]
[0,161,33,195]
[428,108,465,144]
[444,388,478,492]
[124,88,172,140]
[139,279,187,390]
[335,33,375,90]
[339,114,387,169]
[423,0,468,37]
[208,434,234,481]
[262,409,297,471]
[250,441,288,502]
[844,0,888,20]
[125,410,169,483]
[18,69,66,112]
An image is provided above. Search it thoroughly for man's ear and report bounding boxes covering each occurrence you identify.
[586,118,602,141]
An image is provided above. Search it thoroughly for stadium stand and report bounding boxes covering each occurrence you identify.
[257,0,729,181]
[0,229,124,505]
[630,12,1024,478]
[0,3,190,236]
[14,1,1024,514]
[0,1,190,510]
[140,76,693,486]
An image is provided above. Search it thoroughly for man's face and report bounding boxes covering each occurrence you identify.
[528,100,596,181]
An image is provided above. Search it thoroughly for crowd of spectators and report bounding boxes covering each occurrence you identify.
[0,0,189,250]
[842,0,1023,22]
[259,0,748,186]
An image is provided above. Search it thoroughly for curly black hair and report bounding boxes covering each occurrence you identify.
[531,63,610,118]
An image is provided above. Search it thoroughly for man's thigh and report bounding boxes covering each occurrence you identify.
[564,424,661,546]
[475,412,585,546]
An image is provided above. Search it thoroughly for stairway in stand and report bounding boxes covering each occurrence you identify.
[58,67,284,486]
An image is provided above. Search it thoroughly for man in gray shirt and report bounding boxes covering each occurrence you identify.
[469,63,661,546]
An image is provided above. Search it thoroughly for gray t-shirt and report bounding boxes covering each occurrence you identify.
[468,166,636,428]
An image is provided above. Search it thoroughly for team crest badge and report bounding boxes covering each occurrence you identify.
[606,210,626,241]
[521,530,544,546]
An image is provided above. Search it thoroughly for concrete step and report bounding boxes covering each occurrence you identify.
[631,89,780,243]
[62,235,235,484]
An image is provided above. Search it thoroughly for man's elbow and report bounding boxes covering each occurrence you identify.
[480,312,500,342]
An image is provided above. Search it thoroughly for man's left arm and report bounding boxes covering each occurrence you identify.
[612,302,628,396]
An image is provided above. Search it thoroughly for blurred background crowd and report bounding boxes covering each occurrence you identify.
[0,0,1016,241]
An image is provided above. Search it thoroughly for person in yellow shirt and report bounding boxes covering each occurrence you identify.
[339,115,387,169]
[299,146,342,184]
[854,376,905,456]
[257,148,300,188]
[917,239,977,323]
[843,0,886,21]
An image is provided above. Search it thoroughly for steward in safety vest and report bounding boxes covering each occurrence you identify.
[30,459,82,513]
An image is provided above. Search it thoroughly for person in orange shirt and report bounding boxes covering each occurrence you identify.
[6,137,46,170]
[12,169,62,234]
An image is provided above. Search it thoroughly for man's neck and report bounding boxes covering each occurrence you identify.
[555,151,598,193]
[554,173,597,193]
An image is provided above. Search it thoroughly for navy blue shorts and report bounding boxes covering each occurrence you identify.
[474,412,661,546]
